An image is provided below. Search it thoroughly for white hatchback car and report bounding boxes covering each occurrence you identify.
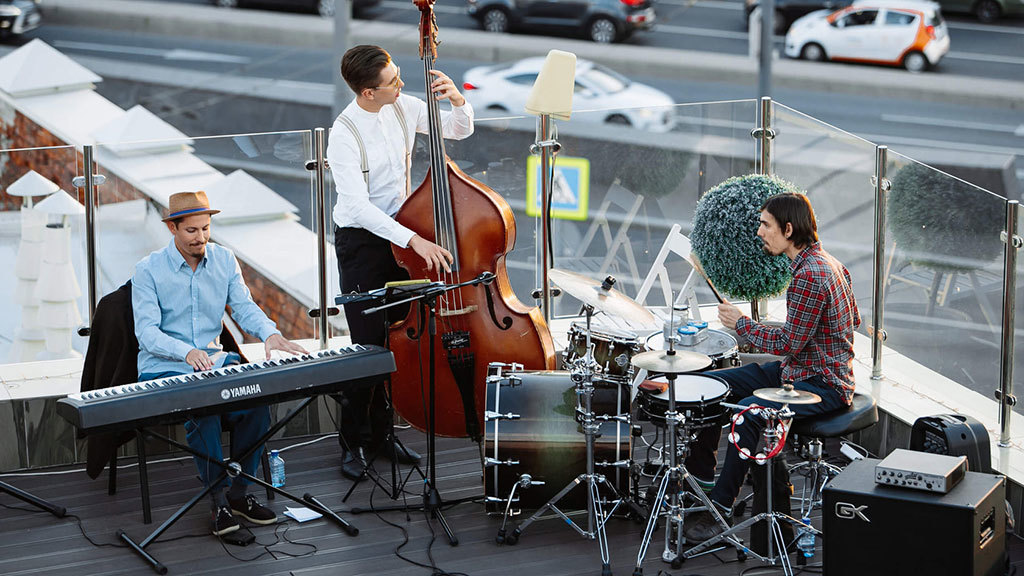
[784,0,950,72]
[462,57,677,132]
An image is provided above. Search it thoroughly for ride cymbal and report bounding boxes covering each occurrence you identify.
[549,269,655,325]
[630,349,713,374]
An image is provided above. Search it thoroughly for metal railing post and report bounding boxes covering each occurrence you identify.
[870,146,890,380]
[998,200,1020,446]
[72,145,105,336]
[749,96,774,322]
[311,127,327,348]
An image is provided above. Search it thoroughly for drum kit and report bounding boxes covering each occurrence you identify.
[485,269,824,576]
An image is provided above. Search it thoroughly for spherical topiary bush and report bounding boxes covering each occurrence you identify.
[888,161,1004,273]
[691,174,799,301]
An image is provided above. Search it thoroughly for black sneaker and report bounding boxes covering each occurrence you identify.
[683,501,732,543]
[212,505,240,536]
[229,494,277,525]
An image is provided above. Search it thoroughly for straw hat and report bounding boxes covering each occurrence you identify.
[162,191,220,222]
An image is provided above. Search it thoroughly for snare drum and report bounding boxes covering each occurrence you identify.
[565,321,646,379]
[484,363,631,512]
[645,328,740,370]
[636,373,730,429]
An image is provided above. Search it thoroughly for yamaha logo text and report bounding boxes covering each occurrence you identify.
[221,384,262,400]
[835,501,870,522]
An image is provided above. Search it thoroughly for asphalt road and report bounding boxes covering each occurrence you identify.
[162,0,1024,79]
[21,23,1024,178]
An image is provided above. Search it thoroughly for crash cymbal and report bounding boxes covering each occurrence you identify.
[630,349,713,374]
[752,385,822,405]
[549,269,655,325]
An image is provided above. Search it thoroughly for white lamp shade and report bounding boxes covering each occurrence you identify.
[7,170,61,198]
[18,306,42,333]
[35,189,84,217]
[20,207,47,240]
[39,328,82,359]
[524,50,577,120]
[40,224,72,264]
[37,300,83,329]
[14,241,42,280]
[15,279,39,306]
[35,260,81,302]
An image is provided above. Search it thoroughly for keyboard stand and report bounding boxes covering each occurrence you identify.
[117,395,359,574]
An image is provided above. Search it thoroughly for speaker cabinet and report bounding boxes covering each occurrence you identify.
[823,458,1005,576]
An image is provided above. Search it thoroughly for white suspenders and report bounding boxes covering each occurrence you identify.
[335,102,411,197]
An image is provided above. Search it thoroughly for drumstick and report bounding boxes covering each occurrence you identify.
[688,252,726,304]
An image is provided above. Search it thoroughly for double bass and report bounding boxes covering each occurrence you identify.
[389,0,556,441]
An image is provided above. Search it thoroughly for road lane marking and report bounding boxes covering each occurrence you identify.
[381,0,466,14]
[946,51,1024,66]
[881,114,1024,136]
[657,0,745,9]
[946,21,1024,34]
[655,24,750,39]
[54,40,251,64]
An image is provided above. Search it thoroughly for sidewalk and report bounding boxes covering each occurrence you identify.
[43,0,1024,109]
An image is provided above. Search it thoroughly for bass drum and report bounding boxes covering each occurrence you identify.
[484,364,631,512]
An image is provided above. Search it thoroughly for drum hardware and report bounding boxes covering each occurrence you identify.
[566,321,645,382]
[683,396,823,576]
[548,269,656,326]
[485,410,521,422]
[497,305,626,576]
[632,305,743,575]
[495,474,546,544]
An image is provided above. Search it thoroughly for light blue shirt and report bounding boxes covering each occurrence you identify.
[133,239,280,376]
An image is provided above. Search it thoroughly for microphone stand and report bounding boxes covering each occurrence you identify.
[347,272,497,546]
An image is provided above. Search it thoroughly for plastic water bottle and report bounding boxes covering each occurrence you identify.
[269,450,286,488]
[796,516,815,559]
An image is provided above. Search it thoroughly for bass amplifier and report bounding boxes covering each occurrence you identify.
[823,458,1005,576]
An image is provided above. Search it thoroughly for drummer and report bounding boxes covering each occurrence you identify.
[682,193,860,543]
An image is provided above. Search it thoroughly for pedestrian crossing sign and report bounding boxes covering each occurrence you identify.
[526,155,590,221]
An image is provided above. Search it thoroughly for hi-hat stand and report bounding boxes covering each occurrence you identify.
[502,304,628,576]
[682,403,821,576]
[348,273,498,547]
[0,481,66,517]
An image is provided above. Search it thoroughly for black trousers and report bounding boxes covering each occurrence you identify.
[334,226,410,452]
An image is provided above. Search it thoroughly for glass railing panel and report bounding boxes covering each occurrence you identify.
[770,102,880,330]
[0,144,82,468]
[453,100,760,324]
[883,150,1006,409]
[92,131,319,438]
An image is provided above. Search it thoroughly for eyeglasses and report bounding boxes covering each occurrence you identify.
[372,65,401,91]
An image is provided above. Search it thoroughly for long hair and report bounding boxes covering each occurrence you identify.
[762,193,818,249]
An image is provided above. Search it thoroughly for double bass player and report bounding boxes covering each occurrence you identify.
[326,44,474,481]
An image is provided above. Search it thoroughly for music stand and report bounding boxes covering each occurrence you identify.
[335,282,433,502]
[0,481,66,517]
[347,272,497,546]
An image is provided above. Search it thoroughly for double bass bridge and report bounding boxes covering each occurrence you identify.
[438,305,478,317]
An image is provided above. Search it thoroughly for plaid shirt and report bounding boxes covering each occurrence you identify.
[736,243,860,404]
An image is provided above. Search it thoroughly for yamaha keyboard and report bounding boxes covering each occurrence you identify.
[58,344,395,433]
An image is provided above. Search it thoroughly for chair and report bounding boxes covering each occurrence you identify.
[633,223,703,322]
[80,280,272,524]
[788,393,879,517]
[571,181,645,291]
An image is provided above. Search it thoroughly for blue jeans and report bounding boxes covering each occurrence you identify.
[685,361,847,509]
[139,353,270,493]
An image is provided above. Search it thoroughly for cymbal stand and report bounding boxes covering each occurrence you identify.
[682,403,819,576]
[504,304,625,576]
[632,338,742,574]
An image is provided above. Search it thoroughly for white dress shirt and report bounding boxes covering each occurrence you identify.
[327,93,475,248]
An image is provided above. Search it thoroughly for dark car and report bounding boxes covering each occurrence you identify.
[467,0,656,43]
[743,0,852,33]
[0,0,41,40]
[933,0,1022,22]
[211,0,381,17]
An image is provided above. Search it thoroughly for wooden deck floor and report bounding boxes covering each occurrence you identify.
[1,424,1021,576]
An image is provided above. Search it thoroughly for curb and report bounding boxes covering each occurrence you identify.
[42,0,1024,109]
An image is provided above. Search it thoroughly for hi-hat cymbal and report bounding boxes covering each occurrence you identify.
[630,349,713,374]
[549,269,655,324]
[752,386,822,405]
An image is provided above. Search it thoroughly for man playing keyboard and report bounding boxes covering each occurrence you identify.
[132,191,307,537]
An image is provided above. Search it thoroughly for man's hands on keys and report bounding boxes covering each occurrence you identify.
[265,333,307,360]
[186,349,214,372]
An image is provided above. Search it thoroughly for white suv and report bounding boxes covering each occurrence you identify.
[784,0,950,72]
